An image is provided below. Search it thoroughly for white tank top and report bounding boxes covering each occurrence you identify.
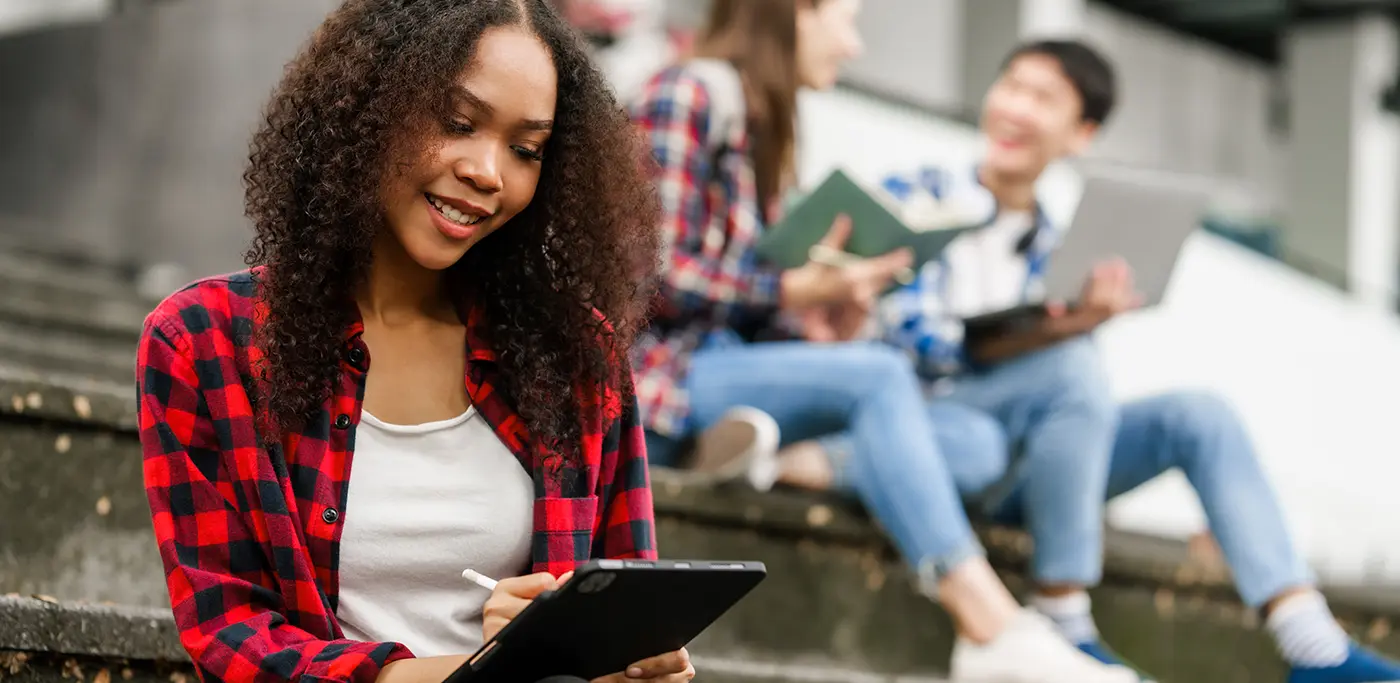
[335,407,535,656]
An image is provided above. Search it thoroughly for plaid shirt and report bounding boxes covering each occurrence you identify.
[629,61,782,437]
[137,270,656,683]
[876,165,1059,379]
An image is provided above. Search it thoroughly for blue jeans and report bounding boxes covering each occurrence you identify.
[823,337,1314,608]
[646,341,986,591]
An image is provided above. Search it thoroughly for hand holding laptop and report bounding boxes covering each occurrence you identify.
[1042,257,1143,339]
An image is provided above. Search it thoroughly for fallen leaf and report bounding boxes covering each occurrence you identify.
[55,434,72,454]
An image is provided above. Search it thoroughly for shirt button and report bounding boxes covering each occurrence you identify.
[322,508,339,524]
[334,414,351,429]
[346,347,365,368]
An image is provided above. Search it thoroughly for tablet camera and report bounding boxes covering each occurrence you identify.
[577,571,616,594]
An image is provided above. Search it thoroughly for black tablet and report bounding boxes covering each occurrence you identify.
[443,559,767,683]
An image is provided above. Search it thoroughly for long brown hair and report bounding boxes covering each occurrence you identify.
[696,0,824,215]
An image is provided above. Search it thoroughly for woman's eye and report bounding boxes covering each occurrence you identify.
[513,146,544,162]
[446,119,475,135]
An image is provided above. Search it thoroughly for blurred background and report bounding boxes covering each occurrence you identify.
[3,0,1400,595]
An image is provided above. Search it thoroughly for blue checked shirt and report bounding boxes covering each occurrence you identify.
[876,165,1060,379]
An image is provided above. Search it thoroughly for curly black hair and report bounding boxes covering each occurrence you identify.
[243,0,660,463]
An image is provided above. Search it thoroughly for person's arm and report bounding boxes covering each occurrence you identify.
[964,321,1065,365]
[966,258,1142,365]
[137,316,418,683]
[633,69,783,323]
[592,388,658,561]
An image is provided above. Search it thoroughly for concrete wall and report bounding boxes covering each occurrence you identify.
[0,0,336,280]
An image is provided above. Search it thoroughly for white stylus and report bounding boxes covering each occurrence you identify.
[461,568,499,592]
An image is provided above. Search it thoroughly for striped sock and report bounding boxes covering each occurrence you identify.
[1032,591,1098,645]
[1266,591,1349,668]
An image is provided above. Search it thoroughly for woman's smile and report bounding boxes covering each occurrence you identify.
[425,193,493,241]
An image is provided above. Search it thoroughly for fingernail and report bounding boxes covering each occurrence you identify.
[627,667,643,678]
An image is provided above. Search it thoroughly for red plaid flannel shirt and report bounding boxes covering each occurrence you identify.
[629,62,783,438]
[137,270,656,683]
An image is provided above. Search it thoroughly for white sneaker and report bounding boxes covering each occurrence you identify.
[686,406,780,492]
[950,609,1139,683]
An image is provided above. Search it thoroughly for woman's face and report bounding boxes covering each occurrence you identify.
[380,25,558,271]
[796,0,863,91]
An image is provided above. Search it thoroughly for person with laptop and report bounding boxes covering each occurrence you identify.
[777,39,1400,683]
[631,3,1142,682]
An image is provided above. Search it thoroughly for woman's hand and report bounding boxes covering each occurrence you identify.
[480,571,573,643]
[591,648,695,682]
[780,215,912,314]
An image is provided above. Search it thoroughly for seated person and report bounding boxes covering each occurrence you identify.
[631,2,1135,681]
[780,38,1400,683]
[136,2,688,681]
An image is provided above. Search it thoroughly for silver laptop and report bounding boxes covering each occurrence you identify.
[964,168,1210,329]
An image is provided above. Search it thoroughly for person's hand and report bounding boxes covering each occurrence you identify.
[1042,257,1142,339]
[591,648,695,682]
[480,571,573,643]
[780,214,913,313]
[798,301,874,342]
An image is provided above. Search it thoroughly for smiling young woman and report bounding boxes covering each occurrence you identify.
[135,1,687,682]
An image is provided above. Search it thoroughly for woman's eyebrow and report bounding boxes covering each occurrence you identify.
[450,85,553,132]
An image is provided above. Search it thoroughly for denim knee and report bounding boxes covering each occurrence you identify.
[1032,337,1117,427]
[1145,390,1245,460]
[843,343,918,383]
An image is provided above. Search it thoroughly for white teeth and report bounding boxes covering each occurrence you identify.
[428,195,483,226]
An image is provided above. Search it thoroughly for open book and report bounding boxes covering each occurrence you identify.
[754,168,984,270]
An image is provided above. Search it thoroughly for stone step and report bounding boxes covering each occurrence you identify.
[0,248,149,309]
[690,655,946,682]
[0,244,152,341]
[0,596,947,683]
[0,291,146,342]
[0,322,135,386]
[0,364,135,430]
[0,229,145,292]
[5,369,1400,680]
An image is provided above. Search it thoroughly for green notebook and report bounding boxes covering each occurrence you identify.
[754,168,981,270]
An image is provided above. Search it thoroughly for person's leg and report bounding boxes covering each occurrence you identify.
[687,343,1020,639]
[1106,391,1311,608]
[946,337,1120,594]
[645,429,684,468]
[707,345,1135,683]
[1104,392,1400,682]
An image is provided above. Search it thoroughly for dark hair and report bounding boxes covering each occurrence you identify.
[1004,39,1117,125]
[696,0,815,213]
[243,0,660,463]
